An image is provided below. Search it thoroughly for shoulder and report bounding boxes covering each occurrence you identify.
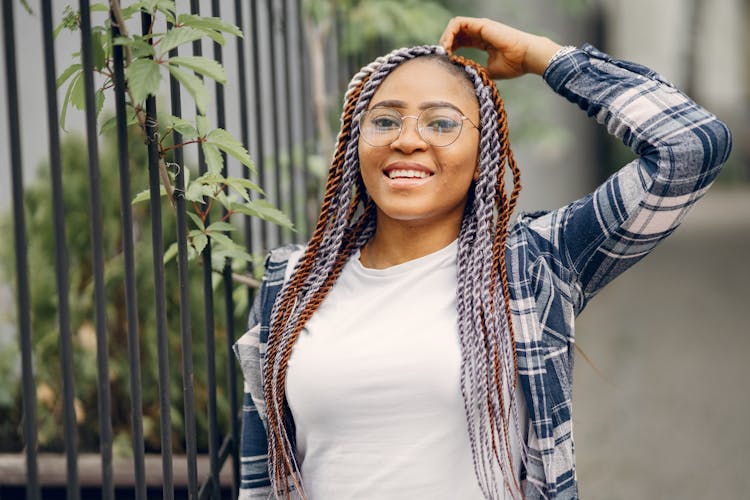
[261,243,306,285]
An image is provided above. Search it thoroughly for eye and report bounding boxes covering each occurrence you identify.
[423,116,461,134]
[371,116,400,129]
[365,110,401,130]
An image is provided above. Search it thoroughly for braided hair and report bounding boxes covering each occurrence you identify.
[264,45,525,499]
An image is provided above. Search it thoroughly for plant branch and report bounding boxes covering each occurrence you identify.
[231,273,260,289]
[161,138,202,154]
[158,158,176,208]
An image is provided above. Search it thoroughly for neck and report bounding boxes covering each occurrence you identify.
[359,210,463,269]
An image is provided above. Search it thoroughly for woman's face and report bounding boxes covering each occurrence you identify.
[358,58,480,229]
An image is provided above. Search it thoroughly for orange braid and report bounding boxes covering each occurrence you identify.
[264,74,371,497]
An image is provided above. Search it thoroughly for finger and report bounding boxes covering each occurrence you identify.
[440,17,489,53]
[439,17,462,51]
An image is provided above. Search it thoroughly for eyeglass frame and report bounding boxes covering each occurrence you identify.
[356,105,480,148]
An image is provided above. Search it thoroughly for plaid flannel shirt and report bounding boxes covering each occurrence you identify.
[234,44,732,499]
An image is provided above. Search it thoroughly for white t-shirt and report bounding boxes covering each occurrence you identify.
[285,240,527,499]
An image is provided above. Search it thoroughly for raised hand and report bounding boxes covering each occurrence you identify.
[439,17,563,79]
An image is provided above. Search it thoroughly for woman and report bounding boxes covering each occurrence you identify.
[234,17,732,500]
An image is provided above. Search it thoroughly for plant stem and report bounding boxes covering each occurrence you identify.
[161,139,202,154]
[158,158,176,208]
[231,273,260,288]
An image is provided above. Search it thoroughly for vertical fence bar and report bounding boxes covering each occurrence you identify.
[2,2,40,498]
[164,15,198,499]
[166,8,200,497]
[209,0,241,497]
[235,0,253,256]
[266,0,285,245]
[141,11,176,500]
[40,2,80,498]
[231,0,248,495]
[78,2,114,497]
[167,9,198,498]
[196,1,222,495]
[295,0,314,237]
[249,0,268,249]
[110,7,147,499]
[281,0,300,241]
[190,0,219,496]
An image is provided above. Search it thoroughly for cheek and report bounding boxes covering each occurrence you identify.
[358,144,378,184]
[442,147,478,184]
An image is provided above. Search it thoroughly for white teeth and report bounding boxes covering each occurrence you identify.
[387,169,430,179]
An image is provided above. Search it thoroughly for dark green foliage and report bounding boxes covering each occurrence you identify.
[0,128,251,455]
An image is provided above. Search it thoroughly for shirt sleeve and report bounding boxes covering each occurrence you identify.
[234,293,273,497]
[539,44,732,312]
[233,244,307,498]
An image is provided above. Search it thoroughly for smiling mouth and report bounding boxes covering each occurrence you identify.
[385,169,433,180]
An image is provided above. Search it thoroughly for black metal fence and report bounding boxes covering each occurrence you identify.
[2,0,318,498]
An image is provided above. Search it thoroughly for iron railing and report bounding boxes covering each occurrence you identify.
[1,0,316,498]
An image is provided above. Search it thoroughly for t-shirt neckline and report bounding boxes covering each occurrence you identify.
[352,239,458,277]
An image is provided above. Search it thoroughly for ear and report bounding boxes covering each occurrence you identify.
[473,167,480,181]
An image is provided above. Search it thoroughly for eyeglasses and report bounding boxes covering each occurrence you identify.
[358,106,478,147]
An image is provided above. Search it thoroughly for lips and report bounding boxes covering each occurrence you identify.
[383,162,434,180]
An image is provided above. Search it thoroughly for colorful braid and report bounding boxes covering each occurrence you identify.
[263,45,525,500]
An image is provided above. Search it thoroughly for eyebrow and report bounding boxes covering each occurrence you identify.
[369,99,465,113]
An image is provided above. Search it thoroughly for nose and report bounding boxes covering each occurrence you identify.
[390,115,428,153]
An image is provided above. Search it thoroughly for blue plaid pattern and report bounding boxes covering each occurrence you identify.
[234,45,732,499]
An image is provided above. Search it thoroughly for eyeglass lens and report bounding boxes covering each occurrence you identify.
[360,107,465,147]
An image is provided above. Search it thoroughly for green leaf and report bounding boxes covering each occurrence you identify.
[225,176,264,195]
[223,179,249,202]
[132,185,167,204]
[70,71,86,110]
[192,233,208,255]
[95,89,105,119]
[178,14,243,38]
[54,6,78,40]
[60,72,83,130]
[120,2,147,19]
[215,191,233,210]
[194,172,223,184]
[159,27,204,55]
[165,114,198,139]
[91,31,106,71]
[163,241,179,264]
[56,64,82,89]
[205,128,255,170]
[154,0,177,24]
[90,3,109,12]
[113,36,155,58]
[231,199,294,230]
[187,211,205,230]
[208,231,235,249]
[99,111,138,136]
[201,143,223,175]
[167,65,208,114]
[125,58,162,105]
[206,221,236,233]
[195,115,211,137]
[184,181,213,203]
[167,56,226,84]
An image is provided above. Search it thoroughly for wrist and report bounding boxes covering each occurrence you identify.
[526,36,564,75]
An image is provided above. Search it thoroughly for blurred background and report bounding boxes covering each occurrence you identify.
[0,0,747,498]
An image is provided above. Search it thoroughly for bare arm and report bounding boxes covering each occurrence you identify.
[439,16,562,78]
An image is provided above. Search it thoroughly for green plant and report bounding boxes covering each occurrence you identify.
[0,127,255,454]
[55,1,292,269]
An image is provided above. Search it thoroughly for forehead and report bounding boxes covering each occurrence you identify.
[370,59,478,113]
